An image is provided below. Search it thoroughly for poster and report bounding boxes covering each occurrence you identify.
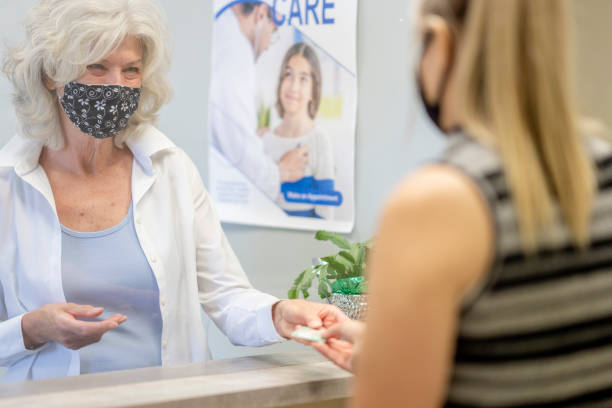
[208,0,357,232]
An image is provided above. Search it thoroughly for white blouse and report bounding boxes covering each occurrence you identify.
[0,125,283,382]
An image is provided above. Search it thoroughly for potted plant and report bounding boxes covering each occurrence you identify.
[288,231,370,320]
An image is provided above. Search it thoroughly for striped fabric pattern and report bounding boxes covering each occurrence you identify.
[442,133,612,408]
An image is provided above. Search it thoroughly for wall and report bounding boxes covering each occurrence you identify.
[0,0,609,364]
[572,0,612,132]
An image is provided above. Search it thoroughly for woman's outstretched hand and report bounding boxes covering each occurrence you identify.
[21,303,126,350]
[312,320,365,372]
[272,299,348,339]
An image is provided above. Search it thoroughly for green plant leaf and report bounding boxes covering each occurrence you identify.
[324,264,338,279]
[313,264,327,277]
[345,244,366,277]
[317,260,336,280]
[315,230,334,241]
[315,230,351,250]
[318,280,332,299]
[349,244,360,261]
[317,264,330,299]
[290,266,317,299]
[317,264,328,280]
[338,250,356,264]
[322,255,352,274]
[352,264,363,277]
[323,257,346,280]
[326,258,347,277]
[335,255,353,273]
[301,267,318,298]
[292,269,307,285]
[288,269,307,299]
[354,244,365,267]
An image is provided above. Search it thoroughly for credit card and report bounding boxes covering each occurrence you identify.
[291,326,325,342]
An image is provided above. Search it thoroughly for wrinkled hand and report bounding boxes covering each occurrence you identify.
[278,146,308,183]
[21,303,127,350]
[272,299,348,339]
[312,320,365,372]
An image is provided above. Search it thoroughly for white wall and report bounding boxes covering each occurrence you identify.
[0,0,443,363]
[572,0,612,132]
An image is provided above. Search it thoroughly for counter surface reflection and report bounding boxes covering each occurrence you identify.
[0,350,352,408]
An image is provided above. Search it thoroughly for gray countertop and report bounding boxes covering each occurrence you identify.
[0,350,352,408]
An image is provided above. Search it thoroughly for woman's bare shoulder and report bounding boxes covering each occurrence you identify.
[375,164,494,294]
[387,165,483,207]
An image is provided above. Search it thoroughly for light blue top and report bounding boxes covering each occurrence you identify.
[61,203,162,374]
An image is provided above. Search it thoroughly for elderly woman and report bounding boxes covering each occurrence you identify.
[0,0,345,382]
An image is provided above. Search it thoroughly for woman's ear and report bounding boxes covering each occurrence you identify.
[42,73,56,91]
[419,15,453,104]
[255,3,268,23]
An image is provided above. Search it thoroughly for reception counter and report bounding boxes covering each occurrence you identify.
[0,350,352,408]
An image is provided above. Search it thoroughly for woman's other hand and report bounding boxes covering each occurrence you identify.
[21,303,127,350]
[279,146,309,182]
[312,320,365,372]
[257,127,269,137]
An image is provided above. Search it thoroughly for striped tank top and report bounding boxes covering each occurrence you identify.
[442,132,612,408]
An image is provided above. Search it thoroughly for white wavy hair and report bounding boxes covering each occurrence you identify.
[2,0,173,149]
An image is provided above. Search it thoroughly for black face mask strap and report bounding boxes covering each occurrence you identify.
[435,31,455,107]
[418,28,455,131]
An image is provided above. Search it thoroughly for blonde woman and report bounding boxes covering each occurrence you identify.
[0,0,346,382]
[311,0,612,406]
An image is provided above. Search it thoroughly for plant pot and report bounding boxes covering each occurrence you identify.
[330,293,368,320]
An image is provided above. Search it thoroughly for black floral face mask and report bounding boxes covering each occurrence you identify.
[59,82,141,139]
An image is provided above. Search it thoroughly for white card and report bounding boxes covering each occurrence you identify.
[291,326,325,343]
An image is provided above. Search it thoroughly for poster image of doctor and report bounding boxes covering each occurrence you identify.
[209,0,357,233]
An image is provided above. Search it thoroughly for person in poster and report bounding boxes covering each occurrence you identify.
[210,0,357,232]
[210,1,309,200]
[262,43,337,219]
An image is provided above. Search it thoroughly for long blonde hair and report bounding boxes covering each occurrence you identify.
[422,0,595,252]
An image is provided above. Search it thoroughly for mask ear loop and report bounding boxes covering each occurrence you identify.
[424,28,454,108]
[437,28,463,133]
[418,27,458,132]
[423,30,435,49]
